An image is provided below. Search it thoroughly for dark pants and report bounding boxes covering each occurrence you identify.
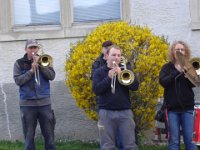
[98,109,138,150]
[20,105,56,150]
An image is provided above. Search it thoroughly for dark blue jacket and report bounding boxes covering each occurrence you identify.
[14,54,55,100]
[92,65,139,110]
[91,54,106,80]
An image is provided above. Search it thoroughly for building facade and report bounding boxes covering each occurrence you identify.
[0,0,200,141]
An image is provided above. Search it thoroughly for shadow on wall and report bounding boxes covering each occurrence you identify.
[0,80,98,141]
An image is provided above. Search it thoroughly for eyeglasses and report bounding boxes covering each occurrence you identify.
[175,48,185,52]
[29,46,38,49]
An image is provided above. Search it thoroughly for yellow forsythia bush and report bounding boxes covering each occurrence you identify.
[65,21,169,132]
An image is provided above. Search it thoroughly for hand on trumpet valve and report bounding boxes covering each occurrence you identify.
[114,66,121,74]
[108,63,121,78]
[31,52,39,73]
[32,52,39,63]
[108,69,115,78]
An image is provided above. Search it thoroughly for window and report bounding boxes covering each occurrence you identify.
[73,0,120,22]
[13,0,60,26]
[190,0,200,30]
[0,0,130,41]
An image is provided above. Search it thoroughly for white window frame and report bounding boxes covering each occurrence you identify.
[190,0,200,30]
[0,0,130,41]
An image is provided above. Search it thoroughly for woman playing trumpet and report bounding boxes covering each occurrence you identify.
[159,41,196,150]
[92,45,139,150]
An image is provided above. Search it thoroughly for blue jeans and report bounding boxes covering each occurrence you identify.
[20,105,56,150]
[168,110,196,150]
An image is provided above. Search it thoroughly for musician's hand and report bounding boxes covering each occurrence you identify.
[114,66,121,74]
[33,55,39,63]
[31,62,38,73]
[108,69,115,78]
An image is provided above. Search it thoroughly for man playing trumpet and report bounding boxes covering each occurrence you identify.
[92,45,139,150]
[13,39,56,150]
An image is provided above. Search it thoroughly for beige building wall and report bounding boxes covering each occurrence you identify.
[1,0,200,141]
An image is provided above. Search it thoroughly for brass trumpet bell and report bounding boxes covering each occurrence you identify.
[38,54,53,67]
[118,69,135,85]
[190,57,200,75]
[118,56,135,86]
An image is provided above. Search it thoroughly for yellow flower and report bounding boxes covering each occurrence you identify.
[65,21,168,134]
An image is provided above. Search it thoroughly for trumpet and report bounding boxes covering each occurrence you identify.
[38,54,53,67]
[190,57,200,75]
[32,44,53,86]
[110,56,135,94]
[37,44,53,68]
[176,51,200,86]
[118,56,135,86]
[111,61,117,94]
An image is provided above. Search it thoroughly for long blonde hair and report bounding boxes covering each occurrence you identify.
[168,40,191,63]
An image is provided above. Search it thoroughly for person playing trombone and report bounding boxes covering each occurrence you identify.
[92,45,139,150]
[159,40,197,150]
[13,39,56,150]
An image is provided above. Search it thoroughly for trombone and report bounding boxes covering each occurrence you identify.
[190,57,200,75]
[118,56,135,86]
[111,61,117,94]
[176,51,200,86]
[111,56,135,94]
[32,44,53,86]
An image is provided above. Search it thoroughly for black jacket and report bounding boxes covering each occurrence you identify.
[92,65,139,110]
[159,62,195,111]
[91,54,106,80]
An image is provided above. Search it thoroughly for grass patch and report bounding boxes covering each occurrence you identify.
[0,140,99,150]
[0,140,193,150]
